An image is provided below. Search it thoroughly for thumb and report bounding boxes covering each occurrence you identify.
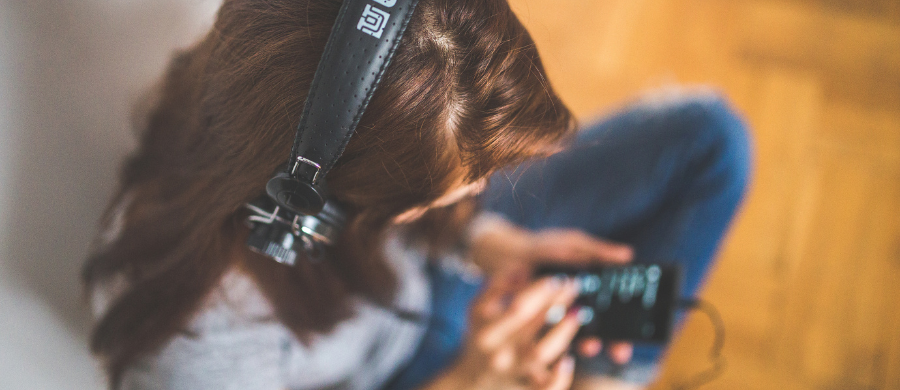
[534,230,633,264]
[586,238,633,263]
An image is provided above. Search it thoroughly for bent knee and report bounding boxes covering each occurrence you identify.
[639,87,753,195]
[691,93,753,196]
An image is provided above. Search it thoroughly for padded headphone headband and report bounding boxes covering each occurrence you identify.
[267,0,420,215]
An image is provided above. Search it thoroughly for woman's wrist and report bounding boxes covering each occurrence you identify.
[465,212,537,273]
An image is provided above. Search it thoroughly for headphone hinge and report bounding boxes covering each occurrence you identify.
[291,156,323,185]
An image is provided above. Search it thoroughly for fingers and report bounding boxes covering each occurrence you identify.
[576,339,632,362]
[576,338,603,358]
[534,230,633,264]
[524,304,583,385]
[471,268,526,324]
[515,282,582,347]
[532,311,581,366]
[607,342,634,365]
[471,274,512,321]
[476,277,577,351]
[542,355,575,390]
[586,238,633,263]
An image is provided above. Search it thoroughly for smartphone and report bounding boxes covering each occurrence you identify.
[535,263,682,343]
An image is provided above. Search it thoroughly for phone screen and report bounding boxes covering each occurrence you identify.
[535,263,682,343]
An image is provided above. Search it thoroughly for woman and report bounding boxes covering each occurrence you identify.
[85,0,629,389]
[85,0,751,389]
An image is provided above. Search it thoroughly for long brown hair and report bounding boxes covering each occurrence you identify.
[83,0,574,386]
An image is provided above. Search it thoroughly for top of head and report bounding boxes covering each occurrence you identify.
[266,0,421,215]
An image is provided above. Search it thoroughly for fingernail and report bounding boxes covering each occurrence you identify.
[568,277,581,293]
[549,274,567,289]
[546,304,566,324]
[576,306,594,324]
[579,339,603,358]
[565,305,594,325]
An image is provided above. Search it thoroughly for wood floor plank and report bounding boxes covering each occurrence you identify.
[846,171,900,388]
[737,0,900,111]
[884,275,900,388]
[787,0,900,24]
[738,1,900,79]
[819,101,900,165]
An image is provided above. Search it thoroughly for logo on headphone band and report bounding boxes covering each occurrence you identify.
[357,4,390,39]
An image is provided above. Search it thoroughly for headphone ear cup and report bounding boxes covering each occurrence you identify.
[266,172,327,215]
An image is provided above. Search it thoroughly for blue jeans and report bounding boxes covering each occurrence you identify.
[386,90,752,388]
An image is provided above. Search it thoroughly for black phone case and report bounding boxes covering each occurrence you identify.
[535,263,682,343]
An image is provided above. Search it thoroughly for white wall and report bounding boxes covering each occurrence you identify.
[0,1,220,388]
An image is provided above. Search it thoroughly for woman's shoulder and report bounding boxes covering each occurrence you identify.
[89,232,433,390]
[189,267,280,333]
[88,267,292,390]
[90,266,279,334]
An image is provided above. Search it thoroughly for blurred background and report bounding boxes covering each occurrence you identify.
[0,0,220,388]
[0,0,897,389]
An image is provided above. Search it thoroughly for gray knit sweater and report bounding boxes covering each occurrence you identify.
[91,235,433,390]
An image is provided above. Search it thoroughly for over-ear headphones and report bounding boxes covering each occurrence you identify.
[245,0,421,264]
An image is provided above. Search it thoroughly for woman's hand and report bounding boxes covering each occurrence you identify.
[424,272,582,390]
[468,215,636,364]
[468,216,633,274]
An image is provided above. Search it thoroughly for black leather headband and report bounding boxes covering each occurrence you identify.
[288,0,420,182]
[251,0,420,260]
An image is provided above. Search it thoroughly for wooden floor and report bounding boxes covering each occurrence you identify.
[506,0,900,388]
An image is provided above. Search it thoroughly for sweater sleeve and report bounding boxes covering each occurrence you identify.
[119,323,291,390]
[94,270,293,390]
